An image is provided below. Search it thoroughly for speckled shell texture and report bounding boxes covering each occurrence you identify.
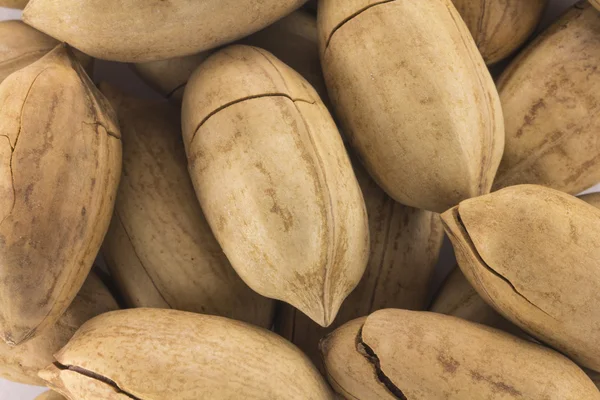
[0,272,117,386]
[318,0,504,213]
[493,2,600,194]
[100,85,275,328]
[442,185,600,371]
[0,45,121,345]
[40,309,334,400]
[182,45,369,327]
[22,0,307,62]
[451,0,548,64]
[321,310,600,399]
[133,10,326,103]
[277,163,443,367]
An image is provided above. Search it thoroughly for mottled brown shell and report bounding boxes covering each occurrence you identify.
[318,0,504,212]
[40,309,334,400]
[277,162,443,367]
[182,45,369,327]
[100,85,275,328]
[0,45,121,345]
[442,184,600,371]
[0,272,118,386]
[493,2,600,194]
[451,0,548,64]
[321,309,600,399]
[23,0,307,62]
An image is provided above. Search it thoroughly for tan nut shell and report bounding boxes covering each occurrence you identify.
[182,45,369,327]
[0,0,28,8]
[100,85,275,328]
[493,2,600,194]
[451,0,548,65]
[321,309,600,399]
[40,308,334,400]
[133,11,326,103]
[0,21,92,84]
[22,0,306,62]
[318,0,504,213]
[0,45,121,345]
[0,272,118,386]
[442,184,600,371]
[35,392,67,400]
[277,162,443,366]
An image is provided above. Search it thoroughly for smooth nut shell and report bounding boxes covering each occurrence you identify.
[100,85,275,328]
[321,309,600,399]
[0,45,121,345]
[277,162,443,366]
[493,2,600,194]
[22,0,307,62]
[0,272,118,386]
[182,45,369,327]
[451,0,548,64]
[442,184,600,371]
[318,0,504,212]
[40,309,334,400]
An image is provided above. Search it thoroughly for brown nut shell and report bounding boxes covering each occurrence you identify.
[182,45,369,327]
[40,309,334,400]
[35,392,67,400]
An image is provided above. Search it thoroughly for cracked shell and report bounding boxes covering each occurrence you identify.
[451,0,548,65]
[0,271,118,386]
[0,44,121,345]
[276,162,443,367]
[39,308,334,400]
[321,309,600,399]
[36,392,66,400]
[182,45,369,327]
[442,184,600,371]
[100,85,275,328]
[22,0,307,62]
[493,2,600,194]
[0,21,92,84]
[318,0,504,213]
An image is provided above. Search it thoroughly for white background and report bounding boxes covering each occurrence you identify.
[0,0,596,398]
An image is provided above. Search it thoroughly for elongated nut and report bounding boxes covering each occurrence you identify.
[321,309,600,399]
[451,0,548,65]
[0,21,92,84]
[0,271,117,386]
[133,10,326,103]
[277,162,443,366]
[493,2,600,194]
[0,44,121,345]
[40,309,334,400]
[23,0,307,62]
[100,85,275,328]
[318,0,504,212]
[442,184,600,371]
[35,392,66,400]
[182,45,369,327]
[0,0,28,8]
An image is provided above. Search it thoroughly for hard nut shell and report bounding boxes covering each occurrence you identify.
[277,162,443,367]
[493,2,600,194]
[39,308,334,400]
[0,272,118,386]
[182,45,369,327]
[320,309,600,399]
[451,0,548,64]
[318,0,504,212]
[100,84,275,328]
[22,0,307,62]
[442,184,600,371]
[0,44,121,345]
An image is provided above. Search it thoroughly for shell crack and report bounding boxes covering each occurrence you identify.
[53,362,142,399]
[356,325,408,399]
